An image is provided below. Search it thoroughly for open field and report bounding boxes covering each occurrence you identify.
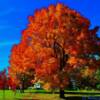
[0,90,59,100]
[0,90,100,100]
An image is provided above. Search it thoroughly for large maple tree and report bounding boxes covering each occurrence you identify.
[9,3,100,98]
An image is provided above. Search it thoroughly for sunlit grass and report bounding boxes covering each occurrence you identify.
[0,89,100,100]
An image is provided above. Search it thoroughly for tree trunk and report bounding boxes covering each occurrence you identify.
[59,88,65,99]
[22,80,24,93]
[20,80,24,93]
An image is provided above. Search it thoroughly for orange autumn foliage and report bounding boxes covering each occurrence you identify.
[8,42,35,88]
[9,3,100,89]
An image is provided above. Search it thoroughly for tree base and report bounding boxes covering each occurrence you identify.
[59,89,65,99]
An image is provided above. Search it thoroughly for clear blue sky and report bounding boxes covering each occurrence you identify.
[0,0,100,71]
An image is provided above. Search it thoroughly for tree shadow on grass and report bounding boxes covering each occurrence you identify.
[17,97,82,100]
[62,96,100,100]
[61,96,82,100]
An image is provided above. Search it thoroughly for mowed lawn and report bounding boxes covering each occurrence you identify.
[0,90,60,100]
[0,89,100,100]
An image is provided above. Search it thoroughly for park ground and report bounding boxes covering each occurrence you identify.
[0,89,100,100]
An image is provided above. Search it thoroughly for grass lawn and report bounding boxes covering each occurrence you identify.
[0,89,100,100]
[0,90,60,100]
[0,90,24,100]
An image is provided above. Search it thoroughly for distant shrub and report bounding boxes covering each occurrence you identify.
[96,84,100,90]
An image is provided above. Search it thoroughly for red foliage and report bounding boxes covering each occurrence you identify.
[0,70,7,89]
[9,3,100,89]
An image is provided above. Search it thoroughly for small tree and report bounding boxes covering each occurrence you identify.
[0,70,7,99]
[9,43,35,92]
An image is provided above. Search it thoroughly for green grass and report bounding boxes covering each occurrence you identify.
[0,89,100,100]
[0,90,15,100]
[0,90,60,100]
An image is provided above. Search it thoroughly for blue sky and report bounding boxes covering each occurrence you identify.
[0,0,100,71]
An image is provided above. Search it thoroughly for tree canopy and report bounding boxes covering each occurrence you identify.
[9,3,100,90]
